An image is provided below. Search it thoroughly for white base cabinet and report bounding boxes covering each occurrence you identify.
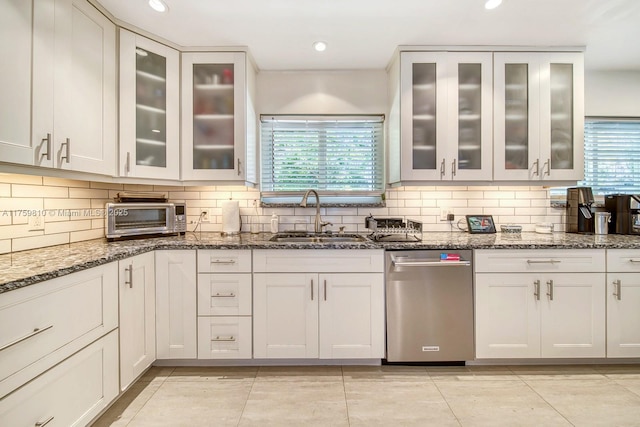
[119,252,156,391]
[606,250,640,358]
[252,250,385,360]
[155,250,197,360]
[0,330,119,427]
[475,250,606,359]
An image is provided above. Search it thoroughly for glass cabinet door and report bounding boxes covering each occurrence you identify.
[136,48,167,168]
[411,62,438,171]
[192,63,235,170]
[503,63,530,171]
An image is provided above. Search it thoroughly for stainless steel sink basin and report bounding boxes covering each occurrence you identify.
[269,233,368,243]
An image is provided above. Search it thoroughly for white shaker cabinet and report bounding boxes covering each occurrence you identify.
[155,250,197,360]
[606,250,640,358]
[181,52,258,183]
[0,0,33,165]
[31,0,116,175]
[493,52,584,181]
[119,29,180,180]
[388,51,493,183]
[119,251,156,391]
[475,249,606,359]
[253,250,385,360]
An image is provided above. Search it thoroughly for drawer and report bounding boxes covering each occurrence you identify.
[0,263,118,398]
[0,330,119,426]
[197,250,251,273]
[197,273,252,316]
[607,249,640,272]
[475,249,606,273]
[253,249,384,273]
[197,316,252,359]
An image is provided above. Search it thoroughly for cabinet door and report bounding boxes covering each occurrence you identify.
[0,0,34,165]
[182,52,246,180]
[119,252,156,391]
[493,53,541,180]
[119,29,180,180]
[33,0,116,174]
[607,273,640,358]
[155,250,196,360]
[540,273,605,358]
[447,52,493,181]
[538,52,584,181]
[197,273,252,316]
[318,273,385,359]
[253,273,318,359]
[475,273,541,358]
[400,52,448,181]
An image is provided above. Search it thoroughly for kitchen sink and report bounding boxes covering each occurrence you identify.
[269,232,368,243]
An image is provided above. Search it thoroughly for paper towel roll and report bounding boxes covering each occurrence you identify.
[221,201,240,234]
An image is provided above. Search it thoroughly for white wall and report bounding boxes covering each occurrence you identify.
[585,70,640,117]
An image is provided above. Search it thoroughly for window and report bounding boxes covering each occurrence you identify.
[551,117,640,201]
[260,115,385,205]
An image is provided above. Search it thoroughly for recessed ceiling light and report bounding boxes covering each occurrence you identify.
[148,0,168,13]
[313,41,327,52]
[485,0,502,10]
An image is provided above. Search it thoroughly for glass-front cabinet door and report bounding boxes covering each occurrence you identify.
[119,29,179,179]
[494,52,583,181]
[181,52,246,181]
[400,52,492,181]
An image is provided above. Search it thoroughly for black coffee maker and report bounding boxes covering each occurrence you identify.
[604,194,640,234]
[566,187,594,233]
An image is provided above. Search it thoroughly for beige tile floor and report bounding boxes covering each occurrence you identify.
[92,365,640,427]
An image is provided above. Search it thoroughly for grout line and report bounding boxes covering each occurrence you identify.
[235,368,258,427]
[341,366,352,426]
[519,378,576,427]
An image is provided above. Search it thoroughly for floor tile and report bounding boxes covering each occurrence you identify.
[255,365,343,382]
[428,365,519,381]
[342,365,429,381]
[238,380,348,426]
[525,378,640,426]
[510,364,606,380]
[127,381,252,427]
[92,381,162,427]
[166,366,258,382]
[136,366,175,384]
[594,364,640,379]
[436,379,571,426]
[345,380,459,426]
[615,379,640,398]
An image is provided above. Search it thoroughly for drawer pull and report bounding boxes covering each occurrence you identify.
[211,259,236,265]
[546,279,554,301]
[212,292,236,298]
[628,259,640,263]
[35,416,54,427]
[125,264,133,288]
[213,336,235,342]
[526,259,561,265]
[533,280,541,300]
[613,279,622,300]
[0,325,54,352]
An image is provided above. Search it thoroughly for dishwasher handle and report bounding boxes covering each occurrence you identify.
[391,258,471,267]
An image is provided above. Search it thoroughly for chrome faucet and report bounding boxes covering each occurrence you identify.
[300,189,332,233]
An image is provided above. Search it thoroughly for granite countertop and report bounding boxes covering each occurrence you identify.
[2,231,640,294]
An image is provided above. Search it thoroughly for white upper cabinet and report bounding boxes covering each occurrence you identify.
[31,0,116,175]
[494,52,584,181]
[389,51,493,183]
[119,29,180,180]
[181,52,258,183]
[0,0,33,165]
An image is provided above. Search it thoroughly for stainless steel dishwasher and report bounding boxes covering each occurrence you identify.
[385,250,474,363]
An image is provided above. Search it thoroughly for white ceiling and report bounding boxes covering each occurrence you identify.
[95,0,640,71]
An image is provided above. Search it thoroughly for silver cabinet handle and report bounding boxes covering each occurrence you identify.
[532,158,539,176]
[60,138,70,163]
[125,264,133,288]
[212,336,235,342]
[542,158,550,176]
[237,158,242,176]
[546,279,554,301]
[527,259,561,265]
[126,152,131,174]
[211,259,236,265]
[613,279,622,300]
[212,293,236,298]
[451,158,457,177]
[533,279,541,301]
[628,259,640,263]
[0,325,54,352]
[324,279,327,301]
[311,279,314,301]
[41,133,51,161]
[35,416,55,427]
[440,158,446,177]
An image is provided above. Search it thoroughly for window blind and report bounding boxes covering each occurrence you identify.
[260,115,384,198]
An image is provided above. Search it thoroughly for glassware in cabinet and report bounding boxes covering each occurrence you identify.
[411,62,437,170]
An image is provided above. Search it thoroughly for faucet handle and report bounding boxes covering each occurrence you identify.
[338,226,345,234]
[320,221,333,232]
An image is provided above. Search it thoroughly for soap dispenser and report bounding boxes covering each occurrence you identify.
[270,213,279,234]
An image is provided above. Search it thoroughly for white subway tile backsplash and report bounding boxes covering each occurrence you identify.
[69,188,109,199]
[90,182,124,190]
[0,239,10,254]
[12,184,69,198]
[69,228,104,243]
[0,197,44,211]
[167,191,201,200]
[12,233,69,252]
[499,199,531,208]
[0,184,9,197]
[43,177,91,188]
[485,191,515,199]
[468,199,500,208]
[44,199,92,211]
[45,220,93,234]
[0,174,42,185]
[453,191,483,199]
